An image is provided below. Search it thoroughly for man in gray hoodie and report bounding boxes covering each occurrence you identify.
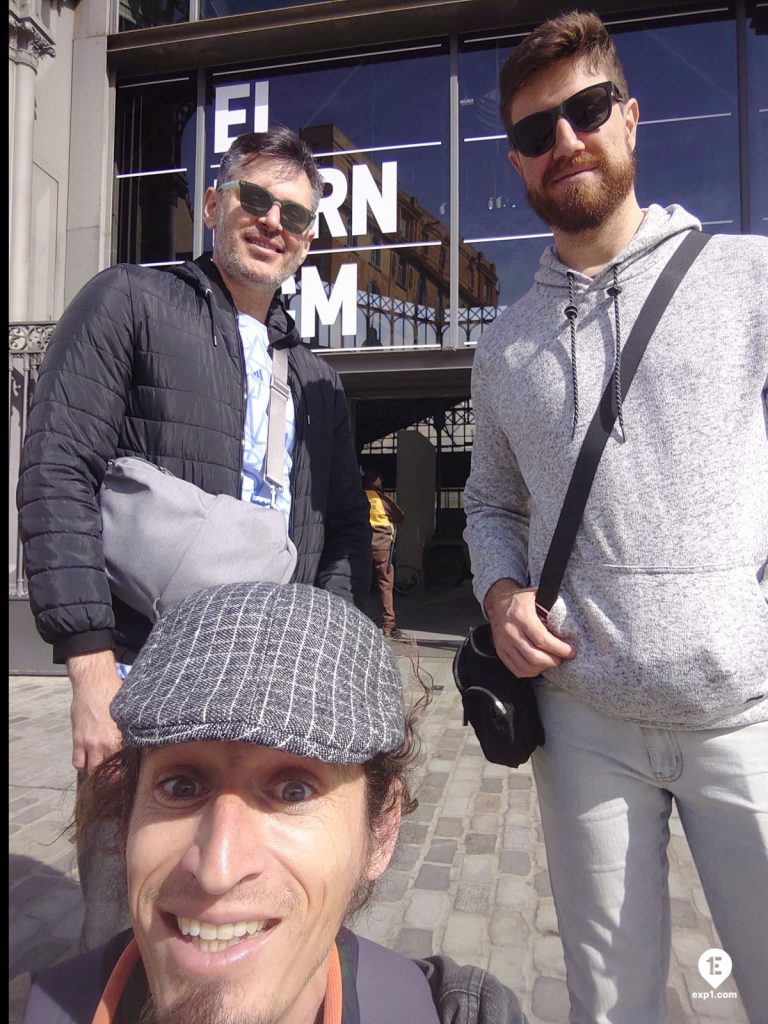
[463,11,767,1023]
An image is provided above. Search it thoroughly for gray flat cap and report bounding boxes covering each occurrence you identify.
[111,582,405,762]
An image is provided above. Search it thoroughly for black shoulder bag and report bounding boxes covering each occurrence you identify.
[454,230,711,767]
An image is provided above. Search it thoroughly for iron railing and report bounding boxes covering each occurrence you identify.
[9,322,54,597]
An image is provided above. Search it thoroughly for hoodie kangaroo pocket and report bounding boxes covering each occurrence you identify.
[547,562,768,726]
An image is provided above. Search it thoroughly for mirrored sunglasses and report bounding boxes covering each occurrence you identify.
[508,81,624,158]
[218,180,315,234]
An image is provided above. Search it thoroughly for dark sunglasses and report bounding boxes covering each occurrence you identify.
[218,180,315,234]
[508,81,624,158]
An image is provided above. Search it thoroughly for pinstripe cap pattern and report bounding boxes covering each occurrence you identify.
[111,582,405,762]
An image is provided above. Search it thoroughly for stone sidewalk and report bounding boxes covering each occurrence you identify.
[9,658,746,1022]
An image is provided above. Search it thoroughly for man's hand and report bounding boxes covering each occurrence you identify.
[484,579,574,677]
[67,650,123,774]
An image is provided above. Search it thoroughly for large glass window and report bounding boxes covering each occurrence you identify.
[113,8,763,341]
[201,0,326,19]
[206,45,450,348]
[115,76,198,264]
[747,0,768,234]
[118,0,189,32]
[458,12,739,327]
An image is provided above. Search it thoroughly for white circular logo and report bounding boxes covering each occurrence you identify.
[697,948,732,990]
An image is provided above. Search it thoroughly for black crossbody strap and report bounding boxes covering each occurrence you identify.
[535,229,711,616]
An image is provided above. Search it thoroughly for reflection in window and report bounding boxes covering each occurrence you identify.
[200,0,326,19]
[747,1,768,235]
[118,0,189,32]
[116,174,194,265]
[115,76,197,264]
[395,255,406,288]
[458,12,740,323]
[206,45,451,348]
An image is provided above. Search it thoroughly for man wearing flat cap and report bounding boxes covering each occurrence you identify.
[20,582,525,1024]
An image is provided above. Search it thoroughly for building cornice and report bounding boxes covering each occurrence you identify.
[107,0,712,76]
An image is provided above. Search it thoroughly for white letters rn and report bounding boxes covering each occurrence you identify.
[213,83,398,338]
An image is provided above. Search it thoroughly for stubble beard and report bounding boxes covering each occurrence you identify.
[139,981,266,1024]
[215,228,307,293]
[137,943,330,1024]
[525,146,637,235]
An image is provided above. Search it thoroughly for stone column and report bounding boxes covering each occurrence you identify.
[395,429,436,574]
[8,10,55,321]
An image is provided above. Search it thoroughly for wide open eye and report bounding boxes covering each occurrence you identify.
[272,780,315,804]
[158,775,205,801]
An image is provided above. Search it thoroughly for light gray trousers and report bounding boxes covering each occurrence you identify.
[531,683,768,1024]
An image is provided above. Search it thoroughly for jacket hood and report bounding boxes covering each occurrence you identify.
[162,253,303,350]
[534,204,702,290]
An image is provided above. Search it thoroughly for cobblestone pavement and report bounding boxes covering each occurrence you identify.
[9,660,747,1023]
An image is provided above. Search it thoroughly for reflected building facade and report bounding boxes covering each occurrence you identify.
[300,123,499,349]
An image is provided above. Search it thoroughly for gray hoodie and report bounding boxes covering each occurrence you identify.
[464,204,768,729]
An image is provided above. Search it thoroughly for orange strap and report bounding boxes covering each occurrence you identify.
[91,937,140,1024]
[322,942,343,1024]
[90,937,342,1024]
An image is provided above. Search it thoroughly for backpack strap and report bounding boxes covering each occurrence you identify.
[337,929,440,1024]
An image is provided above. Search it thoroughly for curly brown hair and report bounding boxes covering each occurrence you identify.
[499,10,629,141]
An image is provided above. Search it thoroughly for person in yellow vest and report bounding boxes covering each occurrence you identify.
[363,469,407,640]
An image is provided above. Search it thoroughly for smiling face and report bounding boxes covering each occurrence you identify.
[507,58,639,235]
[127,741,398,1024]
[204,155,315,306]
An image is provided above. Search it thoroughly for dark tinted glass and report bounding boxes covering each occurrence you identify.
[115,76,197,176]
[118,0,189,32]
[115,76,197,264]
[200,0,325,17]
[512,83,615,156]
[116,174,194,264]
[746,1,767,235]
[569,84,613,129]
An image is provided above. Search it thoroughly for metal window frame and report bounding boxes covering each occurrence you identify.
[116,2,760,322]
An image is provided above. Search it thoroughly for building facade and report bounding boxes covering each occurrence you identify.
[9,0,767,669]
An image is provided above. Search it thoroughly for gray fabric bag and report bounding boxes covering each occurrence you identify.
[99,347,297,622]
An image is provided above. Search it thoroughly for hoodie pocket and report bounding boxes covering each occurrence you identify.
[546,562,768,726]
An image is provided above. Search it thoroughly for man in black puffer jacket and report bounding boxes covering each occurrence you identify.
[16,127,371,947]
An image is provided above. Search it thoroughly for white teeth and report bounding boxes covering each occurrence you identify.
[176,916,272,946]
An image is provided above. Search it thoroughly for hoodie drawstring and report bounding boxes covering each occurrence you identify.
[564,273,579,440]
[607,266,625,440]
[564,266,626,443]
[204,287,219,347]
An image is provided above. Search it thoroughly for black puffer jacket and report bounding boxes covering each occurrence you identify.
[17,254,371,662]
